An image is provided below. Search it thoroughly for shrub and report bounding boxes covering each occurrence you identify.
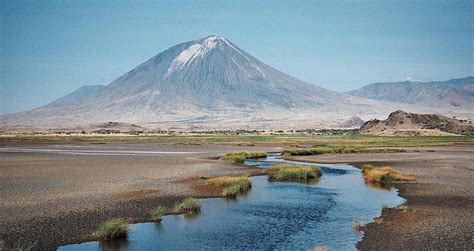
[94,218,129,240]
[220,151,267,163]
[151,206,165,222]
[206,176,252,198]
[173,198,201,214]
[267,164,321,182]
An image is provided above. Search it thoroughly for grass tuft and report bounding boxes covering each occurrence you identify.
[220,151,267,163]
[363,166,415,183]
[206,176,252,198]
[94,218,129,240]
[267,164,322,182]
[151,206,165,222]
[173,198,201,214]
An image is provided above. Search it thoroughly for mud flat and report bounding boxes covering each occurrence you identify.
[289,145,474,250]
[0,141,276,249]
[1,138,473,249]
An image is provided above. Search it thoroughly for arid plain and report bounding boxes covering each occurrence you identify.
[1,135,473,249]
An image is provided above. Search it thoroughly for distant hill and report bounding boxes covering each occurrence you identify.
[347,77,474,108]
[44,85,106,108]
[359,110,474,136]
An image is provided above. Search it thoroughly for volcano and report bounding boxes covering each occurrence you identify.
[2,36,405,130]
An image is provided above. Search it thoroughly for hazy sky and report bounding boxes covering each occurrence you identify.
[1,0,473,114]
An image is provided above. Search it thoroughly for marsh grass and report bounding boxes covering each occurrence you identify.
[282,145,406,157]
[267,164,322,182]
[363,166,416,183]
[221,151,267,163]
[206,176,252,198]
[94,218,129,240]
[151,206,165,222]
[173,198,201,214]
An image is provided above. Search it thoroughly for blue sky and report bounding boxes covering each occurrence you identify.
[1,0,473,114]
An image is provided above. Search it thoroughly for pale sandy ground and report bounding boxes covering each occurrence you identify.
[0,141,278,250]
[289,145,474,250]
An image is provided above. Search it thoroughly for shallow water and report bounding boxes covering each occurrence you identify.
[60,153,404,250]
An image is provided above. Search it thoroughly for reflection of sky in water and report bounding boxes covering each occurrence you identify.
[61,154,404,251]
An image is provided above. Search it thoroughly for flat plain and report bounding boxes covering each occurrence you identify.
[0,135,473,249]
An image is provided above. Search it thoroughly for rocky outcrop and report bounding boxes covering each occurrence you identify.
[359,110,474,135]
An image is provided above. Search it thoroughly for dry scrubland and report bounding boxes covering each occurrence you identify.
[0,134,473,250]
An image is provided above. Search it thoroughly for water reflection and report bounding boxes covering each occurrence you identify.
[364,180,394,190]
[98,239,128,251]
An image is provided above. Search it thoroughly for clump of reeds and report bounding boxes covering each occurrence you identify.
[220,151,267,163]
[94,218,130,240]
[151,206,165,222]
[362,165,415,183]
[206,176,252,198]
[173,198,201,214]
[267,164,322,182]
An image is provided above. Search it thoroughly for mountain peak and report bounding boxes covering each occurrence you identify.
[165,35,233,77]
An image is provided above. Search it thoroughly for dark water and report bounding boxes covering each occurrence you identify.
[60,153,404,250]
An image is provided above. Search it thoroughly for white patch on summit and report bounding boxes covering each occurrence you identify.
[165,36,221,77]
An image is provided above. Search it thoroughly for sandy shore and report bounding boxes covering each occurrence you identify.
[1,141,473,249]
[289,145,474,250]
[0,141,277,249]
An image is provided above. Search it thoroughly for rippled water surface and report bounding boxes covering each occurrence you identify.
[60,153,404,250]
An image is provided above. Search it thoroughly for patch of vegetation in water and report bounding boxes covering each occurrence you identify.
[151,206,165,222]
[361,164,416,183]
[220,151,267,163]
[206,176,252,198]
[173,198,201,214]
[281,145,406,157]
[267,164,322,182]
[94,218,130,240]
